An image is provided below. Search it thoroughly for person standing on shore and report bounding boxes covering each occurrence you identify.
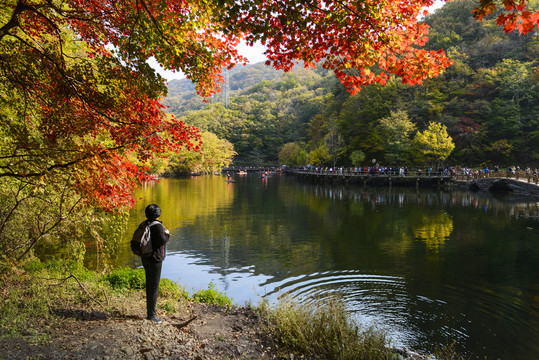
[141,204,170,323]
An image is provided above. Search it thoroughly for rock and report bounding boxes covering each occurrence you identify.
[466,178,539,198]
[121,347,136,356]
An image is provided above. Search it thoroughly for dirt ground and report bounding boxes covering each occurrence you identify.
[0,302,281,360]
[0,294,429,360]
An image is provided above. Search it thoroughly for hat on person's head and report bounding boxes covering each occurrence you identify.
[145,204,161,220]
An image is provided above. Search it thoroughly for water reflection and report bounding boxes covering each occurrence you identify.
[130,176,235,230]
[414,212,453,253]
[296,184,539,220]
[120,176,539,359]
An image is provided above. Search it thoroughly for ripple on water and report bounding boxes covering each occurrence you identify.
[259,269,538,358]
[261,270,424,348]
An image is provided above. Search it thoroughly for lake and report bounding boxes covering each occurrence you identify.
[120,174,539,359]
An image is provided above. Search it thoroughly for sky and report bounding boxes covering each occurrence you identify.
[148,41,267,81]
[152,0,445,82]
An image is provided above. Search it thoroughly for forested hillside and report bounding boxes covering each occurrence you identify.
[165,0,539,167]
[163,63,286,116]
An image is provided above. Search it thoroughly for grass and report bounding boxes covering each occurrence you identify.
[258,295,467,360]
[259,295,395,360]
[0,260,230,340]
[102,267,146,291]
[1,259,107,342]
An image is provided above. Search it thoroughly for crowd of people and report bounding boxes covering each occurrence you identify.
[306,166,453,176]
[301,165,539,179]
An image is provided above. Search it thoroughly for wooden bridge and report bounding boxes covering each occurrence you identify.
[290,169,453,188]
[286,168,539,195]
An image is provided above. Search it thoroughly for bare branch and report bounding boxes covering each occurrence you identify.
[56,262,106,308]
[16,196,83,260]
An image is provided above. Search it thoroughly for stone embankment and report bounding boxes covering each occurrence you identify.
[455,178,539,199]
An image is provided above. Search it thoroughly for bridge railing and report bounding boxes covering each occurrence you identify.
[292,169,539,185]
[454,170,539,185]
[294,169,452,177]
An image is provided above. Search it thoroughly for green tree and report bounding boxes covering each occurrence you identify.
[308,144,331,167]
[488,139,513,164]
[279,142,302,166]
[166,132,236,175]
[377,110,416,164]
[350,150,366,167]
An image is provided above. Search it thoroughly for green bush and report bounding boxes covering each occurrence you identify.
[23,258,71,274]
[160,278,190,300]
[192,282,233,306]
[101,267,145,290]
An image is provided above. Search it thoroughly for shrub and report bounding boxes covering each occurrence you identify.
[101,267,145,290]
[192,282,233,306]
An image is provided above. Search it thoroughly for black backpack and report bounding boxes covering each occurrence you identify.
[130,220,161,257]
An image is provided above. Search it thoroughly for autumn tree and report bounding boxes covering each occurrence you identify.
[1,0,535,260]
[488,139,513,164]
[413,122,455,164]
[471,0,539,34]
[198,132,237,174]
[165,132,236,175]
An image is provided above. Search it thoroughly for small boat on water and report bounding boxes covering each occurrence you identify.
[225,179,236,183]
[238,171,247,175]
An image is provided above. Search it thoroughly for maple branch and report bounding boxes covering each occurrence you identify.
[0,131,159,179]
[333,0,386,40]
[0,153,96,179]
[44,0,102,24]
[139,0,168,42]
[7,0,67,59]
[2,4,141,128]
[0,0,29,41]
[0,149,82,160]
[9,32,136,129]
[128,0,178,56]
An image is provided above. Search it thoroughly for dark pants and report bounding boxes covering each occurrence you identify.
[142,257,162,318]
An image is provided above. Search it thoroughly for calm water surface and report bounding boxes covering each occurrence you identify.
[119,174,539,359]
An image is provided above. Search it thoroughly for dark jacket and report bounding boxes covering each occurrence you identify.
[145,219,169,262]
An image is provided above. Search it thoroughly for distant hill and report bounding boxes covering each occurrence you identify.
[163,62,286,117]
